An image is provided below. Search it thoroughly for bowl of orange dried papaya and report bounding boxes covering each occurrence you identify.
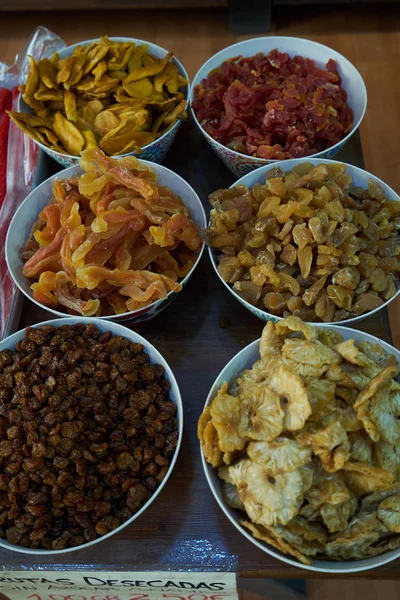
[205,158,400,326]
[6,148,206,324]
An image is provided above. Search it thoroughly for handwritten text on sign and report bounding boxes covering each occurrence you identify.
[0,571,238,600]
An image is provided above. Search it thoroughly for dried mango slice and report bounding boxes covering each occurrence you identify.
[38,58,58,89]
[53,112,84,155]
[124,52,172,84]
[25,55,40,95]
[12,39,187,156]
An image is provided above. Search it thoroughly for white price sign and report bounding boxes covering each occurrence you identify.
[0,571,238,600]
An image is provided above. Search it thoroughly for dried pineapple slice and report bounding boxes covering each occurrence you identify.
[260,321,283,357]
[312,421,351,472]
[334,339,375,368]
[360,483,400,512]
[320,493,358,533]
[354,367,399,442]
[229,459,304,526]
[318,329,344,348]
[323,402,362,433]
[217,466,233,483]
[247,437,312,476]
[306,463,350,508]
[284,516,328,547]
[268,366,311,431]
[359,341,398,369]
[322,513,385,560]
[235,354,282,395]
[349,431,374,463]
[306,378,336,422]
[210,382,246,452]
[325,364,357,389]
[240,519,311,565]
[198,406,223,468]
[282,338,341,369]
[222,481,245,511]
[343,462,394,497]
[275,315,318,341]
[374,441,400,481]
[377,496,400,533]
[239,383,284,441]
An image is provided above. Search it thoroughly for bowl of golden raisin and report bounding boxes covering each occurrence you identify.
[205,159,400,325]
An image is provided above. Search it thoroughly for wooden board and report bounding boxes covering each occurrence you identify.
[0,122,395,577]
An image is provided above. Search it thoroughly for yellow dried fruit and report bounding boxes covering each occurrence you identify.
[210,382,247,453]
[230,459,304,526]
[198,407,224,468]
[206,164,399,323]
[199,315,400,565]
[10,37,188,156]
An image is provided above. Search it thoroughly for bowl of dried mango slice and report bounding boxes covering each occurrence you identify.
[9,36,189,167]
[199,316,400,572]
[206,158,400,326]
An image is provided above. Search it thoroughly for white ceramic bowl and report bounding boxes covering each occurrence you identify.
[190,36,367,177]
[6,160,206,325]
[201,324,400,573]
[209,157,400,327]
[0,316,183,554]
[18,37,189,168]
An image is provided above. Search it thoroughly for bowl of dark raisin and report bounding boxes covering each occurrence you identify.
[0,317,182,553]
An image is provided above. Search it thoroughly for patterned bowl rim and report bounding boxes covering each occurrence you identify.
[6,162,207,321]
[189,35,367,164]
[0,316,183,554]
[201,323,400,572]
[17,36,190,161]
[208,157,400,327]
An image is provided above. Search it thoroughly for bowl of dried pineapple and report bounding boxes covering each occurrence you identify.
[205,159,400,325]
[198,316,400,572]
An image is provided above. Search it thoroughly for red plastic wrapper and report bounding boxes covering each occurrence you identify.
[192,49,354,160]
[0,26,65,339]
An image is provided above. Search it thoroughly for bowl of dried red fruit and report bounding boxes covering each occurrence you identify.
[191,37,367,177]
[0,317,182,554]
[205,158,400,325]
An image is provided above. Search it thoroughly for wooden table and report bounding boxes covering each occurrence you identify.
[1,121,395,578]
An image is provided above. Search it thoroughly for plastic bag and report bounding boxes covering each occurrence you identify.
[0,26,66,340]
